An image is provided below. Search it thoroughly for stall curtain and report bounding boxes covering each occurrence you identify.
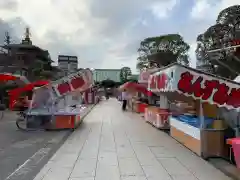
[120,82,152,96]
[218,107,240,130]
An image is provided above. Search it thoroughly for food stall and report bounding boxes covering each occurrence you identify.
[26,68,94,130]
[83,86,99,104]
[8,80,49,110]
[135,69,160,113]
[119,82,151,113]
[148,63,240,162]
[145,74,172,129]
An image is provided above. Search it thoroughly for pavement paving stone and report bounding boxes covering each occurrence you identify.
[42,167,72,180]
[33,99,232,180]
[70,158,97,178]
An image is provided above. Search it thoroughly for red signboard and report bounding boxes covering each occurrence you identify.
[57,82,71,95]
[52,69,93,97]
[56,77,86,96]
[150,73,169,90]
[177,71,240,108]
[70,77,85,89]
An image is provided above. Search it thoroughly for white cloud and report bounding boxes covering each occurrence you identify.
[16,0,99,45]
[150,0,178,19]
[190,0,240,21]
[0,0,237,74]
[3,0,178,73]
[190,0,211,20]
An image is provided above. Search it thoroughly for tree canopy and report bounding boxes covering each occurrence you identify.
[101,79,116,88]
[196,5,240,79]
[120,67,132,83]
[136,34,190,69]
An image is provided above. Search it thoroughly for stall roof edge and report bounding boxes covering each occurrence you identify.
[153,63,240,86]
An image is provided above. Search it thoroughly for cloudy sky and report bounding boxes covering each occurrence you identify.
[0,0,239,73]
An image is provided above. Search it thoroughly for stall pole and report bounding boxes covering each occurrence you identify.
[199,100,204,129]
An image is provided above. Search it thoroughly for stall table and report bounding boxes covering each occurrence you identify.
[26,106,89,130]
[170,116,228,158]
[133,101,148,113]
[145,106,170,129]
[227,137,240,168]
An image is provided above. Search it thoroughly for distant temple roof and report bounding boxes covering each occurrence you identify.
[2,44,46,51]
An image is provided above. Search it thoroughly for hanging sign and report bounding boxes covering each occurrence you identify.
[52,69,93,97]
[139,68,159,83]
[148,63,240,110]
[149,73,169,90]
[177,71,240,109]
[139,71,150,83]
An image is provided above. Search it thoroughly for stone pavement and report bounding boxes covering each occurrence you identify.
[33,99,232,180]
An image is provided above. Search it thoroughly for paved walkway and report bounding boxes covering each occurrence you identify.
[34,99,231,180]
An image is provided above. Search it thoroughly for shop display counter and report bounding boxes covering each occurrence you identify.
[133,101,148,113]
[201,129,228,159]
[26,106,90,130]
[145,106,170,129]
[170,116,201,155]
[170,116,227,158]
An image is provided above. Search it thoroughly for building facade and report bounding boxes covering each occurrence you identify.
[0,28,58,81]
[58,55,78,76]
[93,69,121,82]
[0,44,54,81]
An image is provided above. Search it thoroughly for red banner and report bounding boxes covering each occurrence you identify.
[53,69,93,97]
[177,71,240,108]
[150,73,169,90]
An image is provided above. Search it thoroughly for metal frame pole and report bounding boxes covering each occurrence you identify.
[207,44,240,53]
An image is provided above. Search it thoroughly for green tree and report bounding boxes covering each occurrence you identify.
[136,34,190,69]
[101,79,116,88]
[120,67,132,83]
[196,5,240,79]
[31,57,53,80]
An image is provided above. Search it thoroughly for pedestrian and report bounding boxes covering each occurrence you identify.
[122,89,128,111]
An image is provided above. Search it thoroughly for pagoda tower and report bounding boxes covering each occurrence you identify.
[21,27,32,45]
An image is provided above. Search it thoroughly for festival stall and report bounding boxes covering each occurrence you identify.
[83,86,99,104]
[136,69,171,129]
[148,63,240,164]
[119,82,151,113]
[26,68,94,130]
[136,69,160,113]
[8,80,49,110]
[0,73,29,84]
[0,73,30,107]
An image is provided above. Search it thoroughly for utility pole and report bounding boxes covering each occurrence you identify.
[4,31,11,45]
[4,31,11,55]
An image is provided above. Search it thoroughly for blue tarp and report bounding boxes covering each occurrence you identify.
[173,115,214,128]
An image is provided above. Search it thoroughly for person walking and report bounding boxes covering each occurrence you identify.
[122,89,128,111]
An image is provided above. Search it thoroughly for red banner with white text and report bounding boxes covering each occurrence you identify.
[149,64,240,110]
[52,69,93,97]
